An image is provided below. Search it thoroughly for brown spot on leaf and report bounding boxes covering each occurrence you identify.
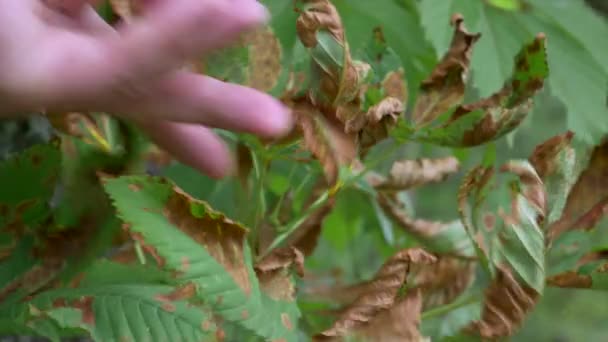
[216,329,226,341]
[180,256,190,272]
[129,232,165,267]
[281,313,293,331]
[52,296,95,325]
[241,310,249,319]
[381,69,408,103]
[546,271,592,289]
[128,183,142,192]
[255,247,305,301]
[245,27,283,92]
[201,320,212,331]
[31,154,42,166]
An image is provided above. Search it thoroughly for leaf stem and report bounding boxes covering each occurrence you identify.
[421,295,480,320]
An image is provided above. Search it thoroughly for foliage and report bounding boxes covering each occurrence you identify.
[1,0,607,341]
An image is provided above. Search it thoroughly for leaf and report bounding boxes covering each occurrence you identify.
[419,0,608,143]
[393,33,548,148]
[357,97,403,156]
[463,267,539,339]
[293,100,357,185]
[374,156,460,191]
[376,193,474,258]
[528,131,577,226]
[296,0,368,109]
[546,254,608,290]
[0,142,61,234]
[411,257,476,310]
[313,248,436,340]
[412,14,480,127]
[548,138,608,242]
[458,161,546,293]
[254,247,304,301]
[244,26,284,92]
[103,175,301,341]
[7,284,215,342]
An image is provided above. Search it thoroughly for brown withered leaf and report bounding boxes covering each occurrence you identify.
[375,156,460,191]
[294,100,357,185]
[296,0,344,48]
[109,0,141,21]
[355,289,429,342]
[529,131,575,180]
[358,97,403,155]
[314,248,436,340]
[413,14,481,126]
[162,186,251,295]
[411,257,475,310]
[376,192,474,258]
[548,138,608,241]
[244,26,283,92]
[465,267,539,339]
[546,251,608,290]
[382,69,408,103]
[255,247,304,301]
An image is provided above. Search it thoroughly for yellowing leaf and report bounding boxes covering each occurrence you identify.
[413,14,481,126]
[314,248,436,340]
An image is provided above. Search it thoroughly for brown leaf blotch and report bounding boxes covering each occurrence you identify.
[281,313,293,331]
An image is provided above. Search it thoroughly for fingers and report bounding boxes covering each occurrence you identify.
[42,0,100,16]
[136,120,234,179]
[19,0,269,107]
[113,0,269,79]
[122,71,293,138]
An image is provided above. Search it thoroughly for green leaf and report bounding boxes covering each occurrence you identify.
[103,175,301,341]
[8,285,216,342]
[0,141,61,232]
[458,161,546,292]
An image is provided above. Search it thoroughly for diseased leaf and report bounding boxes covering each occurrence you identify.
[244,26,284,92]
[293,100,357,185]
[0,141,60,238]
[464,267,539,339]
[255,247,304,301]
[546,253,608,290]
[548,138,608,242]
[5,284,215,342]
[313,248,436,340]
[103,175,301,341]
[529,131,577,226]
[412,14,480,127]
[375,156,460,191]
[393,33,548,148]
[458,161,546,292]
[357,97,403,156]
[411,257,476,310]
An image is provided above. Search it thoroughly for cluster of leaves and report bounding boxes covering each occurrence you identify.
[1,0,607,341]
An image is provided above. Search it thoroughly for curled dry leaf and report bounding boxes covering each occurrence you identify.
[244,26,283,92]
[382,69,408,103]
[410,257,476,310]
[376,192,475,258]
[294,100,357,185]
[255,247,304,301]
[296,0,368,110]
[548,138,608,242]
[109,0,141,21]
[465,267,539,339]
[355,289,429,342]
[528,131,576,225]
[357,97,403,155]
[314,248,436,340]
[375,156,460,191]
[413,14,481,126]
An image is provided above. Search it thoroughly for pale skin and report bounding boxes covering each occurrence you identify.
[0,0,293,178]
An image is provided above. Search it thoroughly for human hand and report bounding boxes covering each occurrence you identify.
[0,0,293,178]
